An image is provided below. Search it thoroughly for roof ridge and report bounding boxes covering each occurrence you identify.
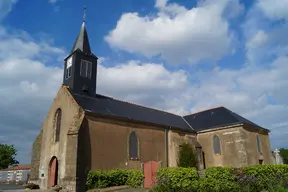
[102,94,181,117]
[181,116,194,130]
[183,106,224,117]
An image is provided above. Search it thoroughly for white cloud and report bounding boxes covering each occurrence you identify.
[49,0,58,4]
[0,0,17,21]
[246,30,268,49]
[105,0,242,64]
[256,0,288,20]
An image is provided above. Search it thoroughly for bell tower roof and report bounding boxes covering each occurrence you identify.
[70,6,92,55]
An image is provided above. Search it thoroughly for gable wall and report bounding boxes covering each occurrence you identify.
[83,116,167,170]
[197,126,247,168]
[197,125,272,168]
[36,86,82,189]
[241,125,271,165]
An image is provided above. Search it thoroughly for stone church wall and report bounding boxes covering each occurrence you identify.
[84,116,167,170]
[34,87,83,190]
[197,125,271,168]
[30,129,43,182]
[241,125,271,165]
[197,125,247,168]
[167,130,197,167]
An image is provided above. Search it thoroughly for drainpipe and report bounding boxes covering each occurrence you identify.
[165,127,170,167]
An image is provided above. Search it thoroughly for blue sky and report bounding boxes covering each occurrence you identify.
[0,0,288,164]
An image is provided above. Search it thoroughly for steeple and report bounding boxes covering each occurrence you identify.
[70,6,92,55]
[63,6,98,97]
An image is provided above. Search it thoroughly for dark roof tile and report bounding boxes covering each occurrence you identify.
[71,92,194,132]
[183,106,267,131]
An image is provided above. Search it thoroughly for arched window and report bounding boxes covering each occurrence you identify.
[256,135,261,153]
[54,109,62,142]
[213,135,221,154]
[128,131,139,159]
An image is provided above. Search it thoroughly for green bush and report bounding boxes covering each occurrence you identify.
[153,165,288,192]
[177,143,198,168]
[126,170,144,188]
[201,167,240,192]
[86,165,288,191]
[85,169,143,190]
[205,167,236,182]
[240,165,288,191]
[156,167,199,189]
[197,177,240,192]
[107,169,130,186]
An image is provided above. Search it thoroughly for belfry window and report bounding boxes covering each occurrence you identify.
[213,135,221,154]
[128,131,139,160]
[66,56,73,79]
[54,109,62,142]
[256,135,261,153]
[80,59,92,79]
[66,67,72,79]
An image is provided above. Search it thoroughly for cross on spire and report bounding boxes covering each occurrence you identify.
[83,6,87,23]
[70,6,91,54]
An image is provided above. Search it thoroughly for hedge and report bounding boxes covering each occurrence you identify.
[85,165,288,191]
[85,169,143,190]
[156,167,199,189]
[154,165,288,192]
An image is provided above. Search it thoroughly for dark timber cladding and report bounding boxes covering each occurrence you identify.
[183,106,268,132]
[70,92,194,132]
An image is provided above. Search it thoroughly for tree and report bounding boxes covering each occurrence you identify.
[0,144,19,169]
[279,148,288,164]
[177,142,198,168]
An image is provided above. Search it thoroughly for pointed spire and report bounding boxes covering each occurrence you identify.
[70,6,92,55]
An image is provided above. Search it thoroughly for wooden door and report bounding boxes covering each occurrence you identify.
[49,157,58,187]
[144,161,159,188]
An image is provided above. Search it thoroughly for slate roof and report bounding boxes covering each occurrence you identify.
[70,22,92,55]
[183,106,267,132]
[71,92,194,132]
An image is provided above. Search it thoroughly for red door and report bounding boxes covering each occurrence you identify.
[49,157,58,187]
[144,161,159,188]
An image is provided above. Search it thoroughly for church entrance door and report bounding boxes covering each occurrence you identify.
[49,156,58,187]
[143,161,159,188]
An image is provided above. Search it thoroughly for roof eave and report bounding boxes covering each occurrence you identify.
[64,49,98,61]
[242,123,271,133]
[197,123,244,133]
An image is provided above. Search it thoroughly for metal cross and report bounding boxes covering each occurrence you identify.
[83,6,87,22]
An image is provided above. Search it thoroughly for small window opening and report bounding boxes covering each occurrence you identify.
[128,131,139,160]
[80,59,92,79]
[213,135,221,155]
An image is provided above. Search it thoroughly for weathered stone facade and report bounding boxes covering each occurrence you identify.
[29,129,43,184]
[30,86,199,191]
[197,124,271,168]
[30,86,84,190]
[30,86,272,191]
[84,116,167,170]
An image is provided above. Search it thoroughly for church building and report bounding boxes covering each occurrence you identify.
[29,12,272,191]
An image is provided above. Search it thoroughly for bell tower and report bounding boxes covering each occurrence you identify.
[63,7,98,97]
